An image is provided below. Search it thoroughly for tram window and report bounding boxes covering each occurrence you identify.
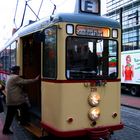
[5,46,11,73]
[108,40,117,77]
[11,42,16,67]
[43,26,57,79]
[66,37,118,79]
[0,51,4,71]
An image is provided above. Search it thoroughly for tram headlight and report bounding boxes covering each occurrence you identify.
[88,107,100,121]
[88,91,100,106]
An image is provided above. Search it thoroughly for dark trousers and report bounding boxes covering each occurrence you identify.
[3,103,29,131]
[0,97,4,113]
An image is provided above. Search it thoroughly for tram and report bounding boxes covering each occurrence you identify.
[0,0,123,139]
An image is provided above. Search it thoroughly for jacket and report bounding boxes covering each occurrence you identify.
[6,74,37,105]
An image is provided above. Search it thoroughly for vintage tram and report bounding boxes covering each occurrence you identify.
[0,0,123,139]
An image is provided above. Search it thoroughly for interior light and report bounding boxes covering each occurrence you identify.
[66,24,74,35]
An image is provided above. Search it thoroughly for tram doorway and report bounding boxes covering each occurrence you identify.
[22,33,41,118]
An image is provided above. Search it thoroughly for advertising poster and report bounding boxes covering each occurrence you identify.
[121,50,140,84]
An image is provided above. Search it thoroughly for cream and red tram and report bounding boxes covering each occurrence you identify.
[0,0,123,139]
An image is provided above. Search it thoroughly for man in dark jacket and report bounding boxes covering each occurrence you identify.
[3,66,39,135]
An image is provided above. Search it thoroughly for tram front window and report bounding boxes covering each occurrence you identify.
[66,37,118,80]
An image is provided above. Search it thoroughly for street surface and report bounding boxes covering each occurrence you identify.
[110,106,140,140]
[11,105,140,140]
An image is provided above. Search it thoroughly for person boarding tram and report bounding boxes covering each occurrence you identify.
[2,66,40,135]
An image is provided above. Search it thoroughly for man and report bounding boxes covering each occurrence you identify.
[3,66,40,135]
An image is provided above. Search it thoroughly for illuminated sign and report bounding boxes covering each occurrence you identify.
[80,0,100,14]
[76,25,110,37]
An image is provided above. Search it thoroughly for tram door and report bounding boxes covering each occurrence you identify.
[22,33,41,116]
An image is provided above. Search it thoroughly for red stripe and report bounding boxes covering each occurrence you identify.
[42,79,121,83]
[41,122,124,137]
[0,71,9,75]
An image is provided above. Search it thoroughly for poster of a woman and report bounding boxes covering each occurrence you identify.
[122,55,134,81]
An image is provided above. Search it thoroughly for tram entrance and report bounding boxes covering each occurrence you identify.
[22,33,41,118]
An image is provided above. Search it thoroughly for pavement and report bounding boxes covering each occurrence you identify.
[0,94,140,140]
[0,105,37,140]
[0,116,10,140]
[121,94,140,109]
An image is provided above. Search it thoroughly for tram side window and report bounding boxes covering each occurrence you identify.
[6,46,11,72]
[43,26,57,79]
[0,51,5,71]
[95,40,118,77]
[0,42,16,74]
[0,49,7,82]
[11,42,16,67]
[1,47,11,73]
[108,40,118,77]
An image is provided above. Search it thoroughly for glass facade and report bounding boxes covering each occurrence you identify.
[106,0,140,51]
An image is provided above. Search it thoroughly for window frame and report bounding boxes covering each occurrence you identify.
[42,26,57,79]
[66,36,119,80]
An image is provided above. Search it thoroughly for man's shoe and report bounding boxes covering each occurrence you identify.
[2,129,13,135]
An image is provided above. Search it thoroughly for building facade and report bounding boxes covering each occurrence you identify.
[106,0,140,51]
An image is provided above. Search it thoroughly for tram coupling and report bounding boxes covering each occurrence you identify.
[87,129,110,140]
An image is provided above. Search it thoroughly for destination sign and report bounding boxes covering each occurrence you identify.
[80,0,100,14]
[76,25,110,37]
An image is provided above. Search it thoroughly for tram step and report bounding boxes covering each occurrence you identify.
[23,123,43,138]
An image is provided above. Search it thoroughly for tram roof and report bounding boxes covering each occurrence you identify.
[55,13,120,28]
[4,13,120,47]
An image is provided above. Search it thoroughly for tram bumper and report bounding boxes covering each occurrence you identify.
[41,122,124,138]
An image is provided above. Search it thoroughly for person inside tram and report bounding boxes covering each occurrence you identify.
[74,46,82,66]
[2,66,40,135]
[83,45,98,74]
